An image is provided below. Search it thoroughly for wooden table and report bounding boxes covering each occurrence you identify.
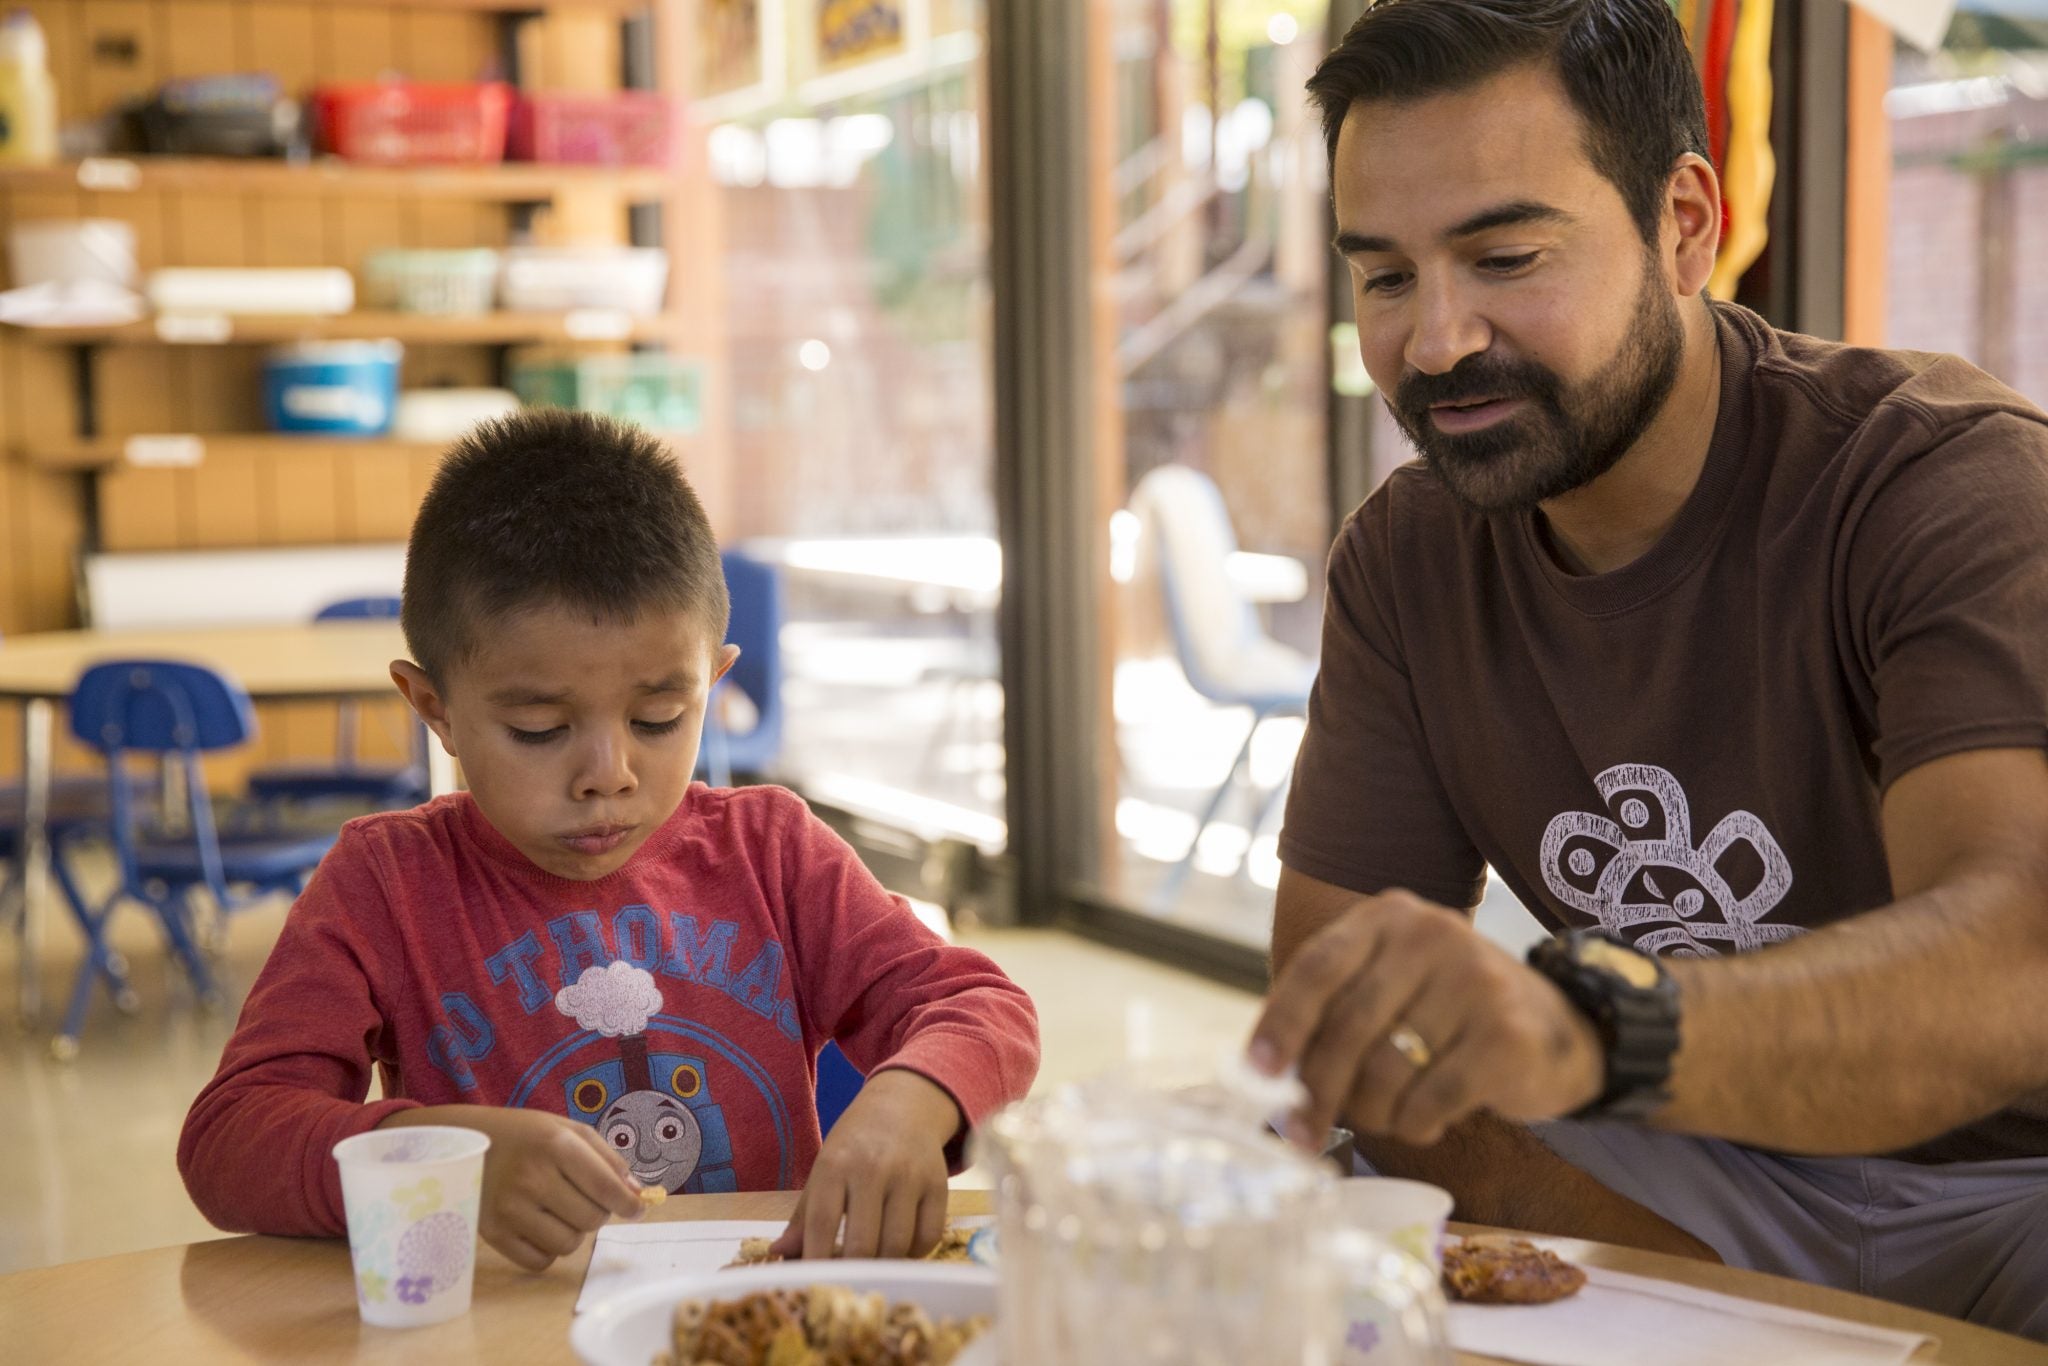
[0,1190,2035,1363]
[0,622,449,1028]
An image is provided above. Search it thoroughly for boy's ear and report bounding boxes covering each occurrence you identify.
[712,644,741,687]
[390,660,458,758]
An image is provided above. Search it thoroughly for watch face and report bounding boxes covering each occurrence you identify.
[1580,938,1661,989]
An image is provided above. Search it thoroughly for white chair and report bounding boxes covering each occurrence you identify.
[1129,466,1317,906]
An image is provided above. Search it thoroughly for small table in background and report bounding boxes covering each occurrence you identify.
[0,621,447,1027]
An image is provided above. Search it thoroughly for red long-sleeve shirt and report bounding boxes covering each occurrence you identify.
[179,785,1039,1237]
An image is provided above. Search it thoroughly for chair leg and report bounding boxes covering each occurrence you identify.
[153,888,223,1008]
[53,892,123,1062]
[0,864,20,934]
[49,849,137,1011]
[1155,710,1265,910]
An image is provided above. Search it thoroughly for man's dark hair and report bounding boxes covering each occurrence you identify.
[402,407,728,683]
[1307,0,1710,245]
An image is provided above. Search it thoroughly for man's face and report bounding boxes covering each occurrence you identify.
[1333,64,1685,512]
[419,602,736,880]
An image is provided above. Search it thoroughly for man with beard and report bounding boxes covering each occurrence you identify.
[1246,0,2048,1339]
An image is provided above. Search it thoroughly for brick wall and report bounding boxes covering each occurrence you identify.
[1885,95,2048,408]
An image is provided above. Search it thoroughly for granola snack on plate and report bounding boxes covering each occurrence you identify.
[728,1225,976,1269]
[654,1284,990,1366]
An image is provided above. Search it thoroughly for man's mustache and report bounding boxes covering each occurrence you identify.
[1394,354,1560,417]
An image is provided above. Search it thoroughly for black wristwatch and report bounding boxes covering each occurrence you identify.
[1526,929,1681,1122]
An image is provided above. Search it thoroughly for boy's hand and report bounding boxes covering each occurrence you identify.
[770,1069,963,1261]
[379,1105,646,1272]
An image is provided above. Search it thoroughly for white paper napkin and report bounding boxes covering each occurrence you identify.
[576,1215,995,1313]
[1449,1265,1936,1366]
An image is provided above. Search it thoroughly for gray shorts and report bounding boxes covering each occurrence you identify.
[1526,1121,2048,1343]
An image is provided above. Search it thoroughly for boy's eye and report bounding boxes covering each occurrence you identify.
[1360,270,1410,297]
[507,726,567,745]
[634,716,686,738]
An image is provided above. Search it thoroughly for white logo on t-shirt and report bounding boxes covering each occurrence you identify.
[1539,763,1801,956]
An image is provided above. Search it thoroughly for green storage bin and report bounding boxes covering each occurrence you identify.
[511,353,703,432]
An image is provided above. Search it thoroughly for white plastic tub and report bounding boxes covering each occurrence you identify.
[499,245,668,316]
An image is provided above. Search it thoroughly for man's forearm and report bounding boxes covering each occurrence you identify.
[1661,864,2048,1153]
[1356,1112,1719,1259]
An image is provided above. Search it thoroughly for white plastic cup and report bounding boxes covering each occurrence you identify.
[1324,1228,1455,1366]
[1332,1177,1455,1273]
[332,1125,491,1328]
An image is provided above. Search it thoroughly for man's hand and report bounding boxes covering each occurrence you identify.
[380,1105,646,1271]
[770,1069,961,1261]
[1252,889,1604,1147]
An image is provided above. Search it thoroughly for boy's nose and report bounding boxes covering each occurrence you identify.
[574,732,636,798]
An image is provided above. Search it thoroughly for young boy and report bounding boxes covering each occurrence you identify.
[178,409,1040,1269]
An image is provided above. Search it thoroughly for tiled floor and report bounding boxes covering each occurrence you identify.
[0,883,1260,1276]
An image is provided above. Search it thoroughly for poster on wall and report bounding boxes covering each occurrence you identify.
[698,0,767,98]
[816,0,909,74]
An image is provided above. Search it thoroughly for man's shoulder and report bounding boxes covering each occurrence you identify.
[1740,306,2048,456]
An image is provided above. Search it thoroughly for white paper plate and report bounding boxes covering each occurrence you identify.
[570,1258,999,1366]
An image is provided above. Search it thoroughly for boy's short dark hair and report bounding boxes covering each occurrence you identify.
[402,408,728,683]
[1307,0,1710,247]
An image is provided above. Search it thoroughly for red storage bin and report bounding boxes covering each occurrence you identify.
[508,92,677,167]
[313,81,513,165]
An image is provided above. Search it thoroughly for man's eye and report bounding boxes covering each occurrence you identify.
[634,716,686,737]
[1360,271,1410,296]
[508,726,566,745]
[1480,251,1540,275]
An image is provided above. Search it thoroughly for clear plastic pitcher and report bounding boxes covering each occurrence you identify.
[974,1064,1452,1365]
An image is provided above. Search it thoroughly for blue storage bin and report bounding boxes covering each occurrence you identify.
[263,341,402,436]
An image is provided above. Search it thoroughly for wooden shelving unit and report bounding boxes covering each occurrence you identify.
[18,435,450,472]
[235,0,652,9]
[0,157,675,201]
[4,310,685,346]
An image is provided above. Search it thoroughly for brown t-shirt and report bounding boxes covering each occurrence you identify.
[1281,302,2048,1163]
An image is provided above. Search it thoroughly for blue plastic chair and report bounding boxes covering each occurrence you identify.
[698,552,785,787]
[1,621,151,981]
[55,660,337,1059]
[245,597,428,811]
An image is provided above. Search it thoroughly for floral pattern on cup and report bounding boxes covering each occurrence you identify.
[357,1269,389,1305]
[377,1209,475,1305]
[393,1177,443,1220]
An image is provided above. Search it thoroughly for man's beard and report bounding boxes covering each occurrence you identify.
[1387,259,1686,514]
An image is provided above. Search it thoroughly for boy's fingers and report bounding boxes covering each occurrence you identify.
[840,1178,886,1259]
[560,1129,646,1219]
[912,1194,948,1260]
[505,1202,587,1261]
[488,1230,556,1273]
[539,1169,614,1233]
[803,1172,848,1260]
[876,1186,922,1260]
[768,1192,808,1258]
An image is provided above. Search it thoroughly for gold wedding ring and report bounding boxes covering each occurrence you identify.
[1388,1023,1433,1070]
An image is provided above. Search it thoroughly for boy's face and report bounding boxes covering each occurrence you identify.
[393,602,738,881]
